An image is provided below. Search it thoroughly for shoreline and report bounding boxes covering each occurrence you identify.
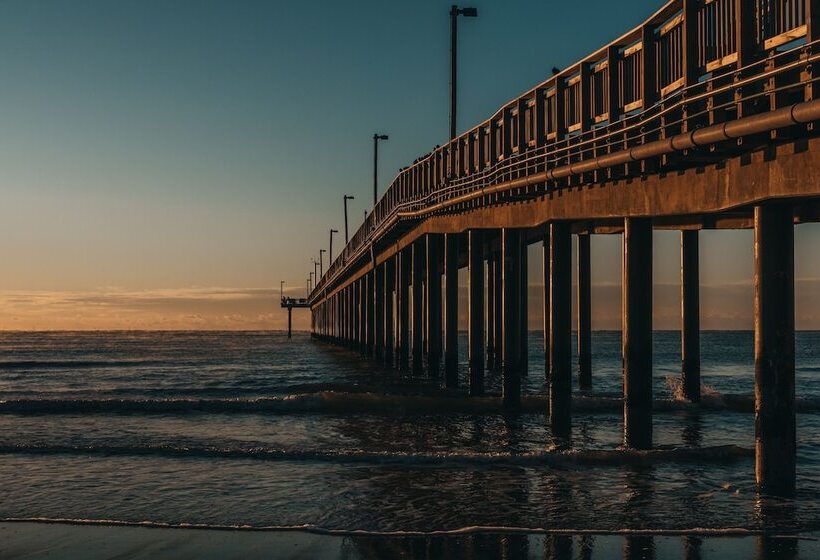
[2,517,808,537]
[2,522,818,559]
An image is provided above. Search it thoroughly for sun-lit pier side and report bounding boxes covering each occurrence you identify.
[306,0,820,497]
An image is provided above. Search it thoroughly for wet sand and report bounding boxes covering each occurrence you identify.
[1,522,818,559]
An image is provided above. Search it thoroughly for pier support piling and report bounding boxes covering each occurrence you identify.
[445,233,460,388]
[412,239,425,375]
[520,236,529,377]
[385,258,395,366]
[398,250,411,369]
[493,248,503,372]
[681,230,701,402]
[542,226,551,382]
[375,264,385,361]
[550,222,573,436]
[502,228,523,408]
[623,217,654,450]
[366,272,375,356]
[352,282,357,348]
[287,306,293,339]
[486,251,497,371]
[578,233,592,390]
[468,230,485,395]
[754,204,796,497]
[426,234,443,377]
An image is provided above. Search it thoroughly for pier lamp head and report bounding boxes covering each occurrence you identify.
[344,194,354,201]
[374,134,389,141]
[460,7,477,17]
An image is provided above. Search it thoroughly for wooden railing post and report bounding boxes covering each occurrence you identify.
[806,0,820,102]
[579,62,592,184]
[682,0,702,135]
[553,77,566,187]
[606,45,624,180]
[641,23,658,175]
[641,24,658,110]
[735,0,759,118]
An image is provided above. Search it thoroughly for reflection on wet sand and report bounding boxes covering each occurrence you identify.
[345,533,805,559]
[683,535,702,560]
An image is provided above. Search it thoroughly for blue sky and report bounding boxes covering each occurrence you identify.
[0,0,817,330]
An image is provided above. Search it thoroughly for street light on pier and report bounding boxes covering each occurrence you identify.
[329,229,338,264]
[309,272,314,294]
[343,195,355,244]
[373,134,389,206]
[449,5,478,140]
[319,249,326,279]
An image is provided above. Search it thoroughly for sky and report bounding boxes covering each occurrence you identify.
[0,0,818,331]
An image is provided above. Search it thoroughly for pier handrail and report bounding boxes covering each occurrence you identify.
[311,0,820,301]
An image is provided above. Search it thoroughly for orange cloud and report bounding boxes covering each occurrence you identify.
[1,278,818,331]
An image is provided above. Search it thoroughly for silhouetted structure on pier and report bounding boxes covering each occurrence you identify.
[279,297,309,339]
[306,0,820,497]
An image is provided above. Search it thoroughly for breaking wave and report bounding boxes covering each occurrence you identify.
[0,516,774,536]
[1,391,819,415]
[0,442,753,466]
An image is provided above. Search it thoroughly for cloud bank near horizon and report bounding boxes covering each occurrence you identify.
[1,278,820,331]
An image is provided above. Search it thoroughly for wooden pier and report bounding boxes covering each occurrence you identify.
[305,0,820,497]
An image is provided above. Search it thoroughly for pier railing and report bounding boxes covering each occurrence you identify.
[312,0,820,300]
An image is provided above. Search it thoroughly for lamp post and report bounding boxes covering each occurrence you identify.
[329,229,338,263]
[343,195,355,244]
[309,272,314,294]
[373,134,389,206]
[313,260,319,284]
[449,5,478,140]
[319,249,326,279]
[280,280,285,302]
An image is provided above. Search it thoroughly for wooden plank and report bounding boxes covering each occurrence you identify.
[660,76,686,97]
[705,52,738,72]
[763,24,808,50]
[658,12,684,37]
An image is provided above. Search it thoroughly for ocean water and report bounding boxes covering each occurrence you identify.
[0,330,819,539]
